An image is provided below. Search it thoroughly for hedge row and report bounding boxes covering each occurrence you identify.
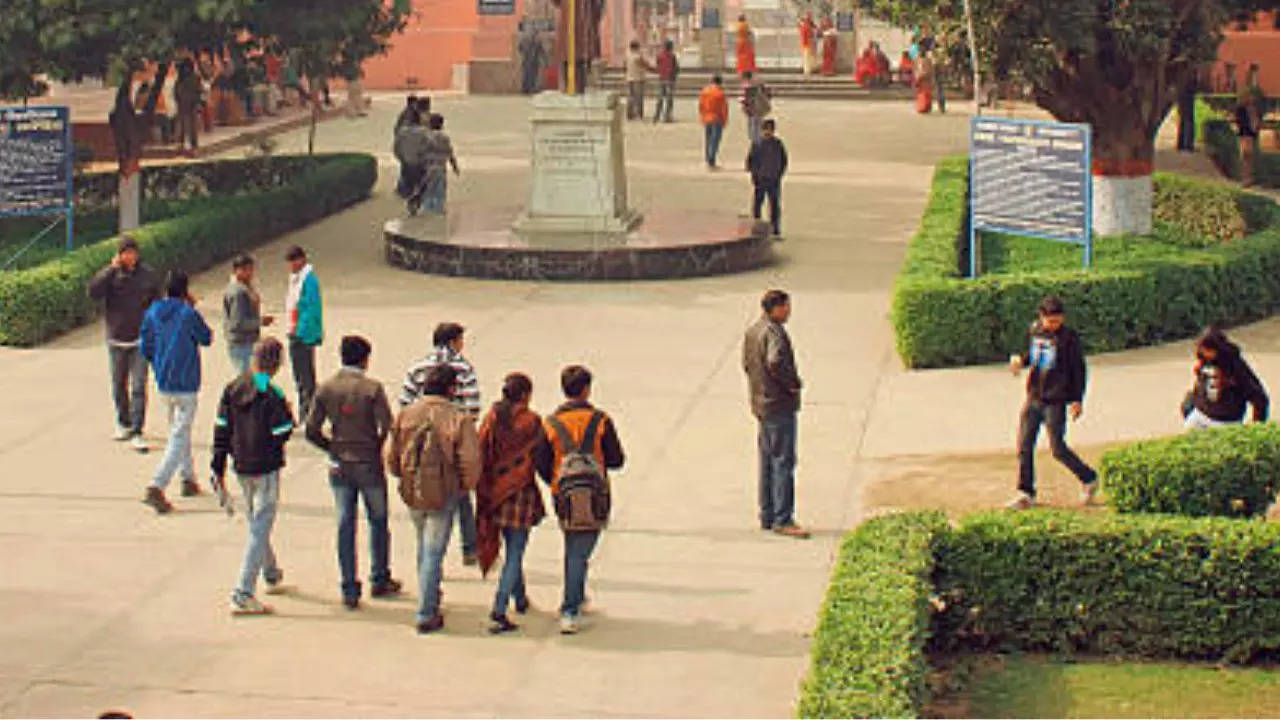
[934,511,1280,663]
[72,154,342,209]
[1101,423,1280,518]
[1201,102,1280,189]
[0,153,376,346]
[797,511,948,719]
[890,158,1280,368]
[800,510,1280,717]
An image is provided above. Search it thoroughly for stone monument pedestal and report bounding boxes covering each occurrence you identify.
[512,90,643,241]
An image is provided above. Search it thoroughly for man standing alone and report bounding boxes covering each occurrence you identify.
[284,246,323,418]
[88,235,160,453]
[223,254,273,375]
[653,40,679,124]
[699,74,729,169]
[746,119,787,237]
[743,290,808,538]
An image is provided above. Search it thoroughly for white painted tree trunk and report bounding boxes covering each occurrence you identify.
[118,172,142,232]
[1092,173,1152,237]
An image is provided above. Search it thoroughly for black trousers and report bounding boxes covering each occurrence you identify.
[1017,400,1097,497]
[752,181,781,235]
[289,338,317,418]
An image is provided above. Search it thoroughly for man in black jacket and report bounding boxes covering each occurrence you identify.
[87,235,161,451]
[212,337,295,615]
[746,119,788,237]
[1008,296,1097,509]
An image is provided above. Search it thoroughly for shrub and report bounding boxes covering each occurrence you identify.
[1204,117,1243,180]
[933,511,1280,663]
[1101,423,1280,518]
[0,153,376,346]
[1152,173,1274,243]
[798,511,949,719]
[891,159,1280,368]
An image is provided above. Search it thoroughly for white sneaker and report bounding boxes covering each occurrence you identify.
[113,425,131,441]
[130,435,149,453]
[559,614,581,635]
[1081,481,1100,506]
[230,596,274,616]
[1006,493,1035,510]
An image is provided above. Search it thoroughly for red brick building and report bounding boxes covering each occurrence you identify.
[1215,10,1279,94]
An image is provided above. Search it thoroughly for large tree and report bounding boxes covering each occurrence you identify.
[864,0,1279,235]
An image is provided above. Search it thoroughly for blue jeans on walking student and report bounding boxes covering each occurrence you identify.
[107,343,148,434]
[233,471,282,602]
[493,527,531,615]
[704,122,724,167]
[757,412,797,529]
[411,494,459,623]
[330,461,392,601]
[456,492,477,557]
[561,529,600,618]
[228,341,254,376]
[152,393,198,490]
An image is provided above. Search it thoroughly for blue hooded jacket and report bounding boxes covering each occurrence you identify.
[141,297,213,394]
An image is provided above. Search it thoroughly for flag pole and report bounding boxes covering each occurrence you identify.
[568,0,577,93]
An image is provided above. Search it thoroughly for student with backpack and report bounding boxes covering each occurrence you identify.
[385,364,481,634]
[534,365,626,635]
[210,338,295,615]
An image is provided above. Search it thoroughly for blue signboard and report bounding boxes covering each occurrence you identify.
[969,117,1092,275]
[478,0,515,15]
[0,105,74,250]
[702,7,721,29]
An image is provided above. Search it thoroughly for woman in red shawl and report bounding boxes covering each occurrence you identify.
[736,15,757,76]
[820,17,837,76]
[854,43,876,86]
[476,373,546,634]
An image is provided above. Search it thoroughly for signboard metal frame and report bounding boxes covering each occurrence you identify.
[0,105,75,253]
[968,116,1092,277]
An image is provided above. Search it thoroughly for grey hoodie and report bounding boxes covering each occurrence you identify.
[223,279,263,346]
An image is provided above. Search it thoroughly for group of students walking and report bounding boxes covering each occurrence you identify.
[88,239,629,635]
[1006,295,1270,510]
[392,95,461,216]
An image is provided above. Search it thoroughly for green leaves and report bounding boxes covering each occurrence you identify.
[1102,424,1280,518]
[892,157,1280,368]
[0,153,376,346]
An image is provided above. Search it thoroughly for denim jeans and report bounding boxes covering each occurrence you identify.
[704,123,724,167]
[228,341,255,376]
[152,393,198,490]
[330,462,391,600]
[456,491,477,556]
[107,343,148,433]
[233,471,282,601]
[758,413,797,528]
[493,527,530,615]
[561,529,600,617]
[411,494,459,622]
[747,115,763,146]
[1016,400,1097,498]
[626,80,645,119]
[654,81,675,122]
[752,181,782,236]
[288,338,317,418]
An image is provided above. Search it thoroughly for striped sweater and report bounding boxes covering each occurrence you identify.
[400,345,481,416]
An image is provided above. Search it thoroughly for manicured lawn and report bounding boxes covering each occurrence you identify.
[979,228,1206,274]
[962,655,1280,718]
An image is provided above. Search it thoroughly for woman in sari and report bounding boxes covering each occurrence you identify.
[914,51,934,114]
[820,17,837,77]
[476,373,546,634]
[736,15,757,77]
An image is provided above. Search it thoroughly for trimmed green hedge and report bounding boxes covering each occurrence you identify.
[1101,423,1280,518]
[798,511,948,719]
[801,510,1280,717]
[891,159,1280,368]
[934,511,1280,663]
[0,153,376,346]
[1201,100,1280,189]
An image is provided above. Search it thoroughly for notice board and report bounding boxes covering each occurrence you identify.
[0,105,73,219]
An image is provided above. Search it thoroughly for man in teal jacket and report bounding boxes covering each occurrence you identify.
[284,246,323,417]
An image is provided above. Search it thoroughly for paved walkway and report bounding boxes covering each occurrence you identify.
[0,93,969,717]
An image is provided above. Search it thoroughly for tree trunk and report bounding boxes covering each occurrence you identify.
[108,62,171,233]
[1091,117,1156,237]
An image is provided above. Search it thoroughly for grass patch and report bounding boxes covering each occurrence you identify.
[959,655,1280,719]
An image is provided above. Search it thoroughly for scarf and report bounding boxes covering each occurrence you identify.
[285,263,312,335]
[475,405,543,576]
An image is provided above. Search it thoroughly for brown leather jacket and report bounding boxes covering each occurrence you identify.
[743,315,803,419]
[306,368,393,465]
[385,395,481,510]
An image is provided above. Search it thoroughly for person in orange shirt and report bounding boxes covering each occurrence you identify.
[736,15,756,77]
[699,74,729,169]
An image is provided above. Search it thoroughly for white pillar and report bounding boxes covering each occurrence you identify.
[1092,174,1153,237]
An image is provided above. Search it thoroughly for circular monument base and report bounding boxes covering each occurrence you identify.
[384,207,774,281]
